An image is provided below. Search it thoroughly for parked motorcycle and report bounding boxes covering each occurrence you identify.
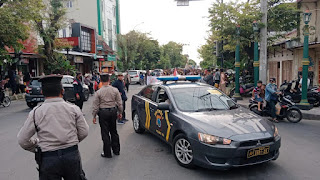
[0,90,11,107]
[249,93,302,123]
[280,80,320,107]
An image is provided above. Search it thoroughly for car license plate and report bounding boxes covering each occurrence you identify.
[247,146,270,158]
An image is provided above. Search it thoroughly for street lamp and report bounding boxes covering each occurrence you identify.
[299,10,312,110]
[233,25,242,100]
[253,20,259,86]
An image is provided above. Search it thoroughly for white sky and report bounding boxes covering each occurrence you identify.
[120,0,215,65]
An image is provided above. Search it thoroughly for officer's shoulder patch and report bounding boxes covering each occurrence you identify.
[73,80,78,85]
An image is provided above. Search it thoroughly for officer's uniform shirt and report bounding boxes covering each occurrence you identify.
[92,85,123,118]
[17,98,89,152]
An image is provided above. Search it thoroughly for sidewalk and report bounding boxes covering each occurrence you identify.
[237,97,320,121]
[4,90,25,101]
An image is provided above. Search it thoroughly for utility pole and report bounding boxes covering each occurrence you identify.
[259,0,267,84]
[220,0,224,68]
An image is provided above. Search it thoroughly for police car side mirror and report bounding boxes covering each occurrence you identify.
[158,102,170,111]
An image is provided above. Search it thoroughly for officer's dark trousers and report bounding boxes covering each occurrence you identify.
[40,148,85,180]
[75,98,84,110]
[99,108,120,156]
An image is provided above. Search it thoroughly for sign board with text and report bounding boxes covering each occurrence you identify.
[107,55,116,61]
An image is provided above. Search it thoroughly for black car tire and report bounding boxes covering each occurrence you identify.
[286,108,302,123]
[173,134,195,168]
[27,102,38,109]
[132,112,145,134]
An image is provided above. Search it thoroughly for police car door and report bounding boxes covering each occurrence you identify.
[150,87,171,141]
[137,85,157,130]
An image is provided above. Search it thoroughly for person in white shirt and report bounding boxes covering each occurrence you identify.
[298,74,310,91]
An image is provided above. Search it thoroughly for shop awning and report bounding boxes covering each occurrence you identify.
[57,50,104,58]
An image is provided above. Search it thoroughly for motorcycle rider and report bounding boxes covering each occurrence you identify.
[265,78,281,123]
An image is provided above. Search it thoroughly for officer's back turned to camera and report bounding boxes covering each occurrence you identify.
[17,75,89,180]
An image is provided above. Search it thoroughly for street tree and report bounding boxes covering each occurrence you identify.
[199,0,299,70]
[0,0,43,65]
[33,0,75,74]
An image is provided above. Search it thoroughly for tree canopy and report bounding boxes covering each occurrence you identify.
[0,0,43,65]
[199,0,299,70]
[117,31,187,71]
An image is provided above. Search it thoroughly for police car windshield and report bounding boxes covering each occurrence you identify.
[170,86,237,112]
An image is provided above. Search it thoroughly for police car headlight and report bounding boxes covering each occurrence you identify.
[198,133,231,145]
[274,127,279,137]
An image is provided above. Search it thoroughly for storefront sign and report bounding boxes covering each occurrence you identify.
[74,56,83,63]
[56,37,79,47]
[102,61,113,67]
[97,45,103,51]
[108,55,116,61]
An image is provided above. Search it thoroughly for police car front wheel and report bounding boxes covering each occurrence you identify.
[133,112,145,134]
[173,134,195,168]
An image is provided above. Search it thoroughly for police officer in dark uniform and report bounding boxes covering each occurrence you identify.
[73,72,84,110]
[112,72,128,124]
[17,75,89,180]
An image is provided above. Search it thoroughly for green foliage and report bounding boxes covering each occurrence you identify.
[199,0,299,70]
[33,0,70,73]
[0,0,43,64]
[188,59,196,66]
[117,31,186,70]
[198,36,216,69]
[44,52,76,75]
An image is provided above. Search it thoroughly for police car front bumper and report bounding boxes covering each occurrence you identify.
[189,136,281,170]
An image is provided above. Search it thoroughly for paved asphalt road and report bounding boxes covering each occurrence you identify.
[1,84,320,180]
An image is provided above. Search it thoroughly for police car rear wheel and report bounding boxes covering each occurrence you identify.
[133,112,145,134]
[173,134,194,168]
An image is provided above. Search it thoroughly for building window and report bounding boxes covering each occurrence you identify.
[113,6,116,17]
[114,25,117,35]
[108,19,112,49]
[66,1,72,8]
[81,28,91,52]
[62,29,67,38]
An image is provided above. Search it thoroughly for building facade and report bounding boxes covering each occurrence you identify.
[57,0,121,74]
[267,0,320,87]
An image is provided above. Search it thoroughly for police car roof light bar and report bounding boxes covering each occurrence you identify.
[157,75,201,84]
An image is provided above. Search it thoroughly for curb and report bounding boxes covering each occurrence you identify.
[237,102,320,121]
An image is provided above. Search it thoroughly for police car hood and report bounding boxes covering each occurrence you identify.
[182,107,275,141]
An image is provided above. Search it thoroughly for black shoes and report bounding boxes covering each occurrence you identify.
[101,153,112,158]
[114,152,120,156]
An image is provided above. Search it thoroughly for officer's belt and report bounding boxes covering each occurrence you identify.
[42,145,78,157]
[99,107,116,111]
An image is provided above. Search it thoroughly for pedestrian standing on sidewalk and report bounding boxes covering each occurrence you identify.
[73,72,84,110]
[124,71,131,92]
[17,75,89,180]
[214,68,221,88]
[92,74,123,158]
[219,69,226,93]
[112,72,128,124]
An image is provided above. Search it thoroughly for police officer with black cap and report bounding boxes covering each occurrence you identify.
[17,75,89,180]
